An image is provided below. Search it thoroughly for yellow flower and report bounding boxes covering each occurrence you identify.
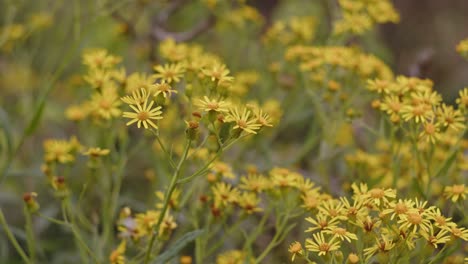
[159,213,177,238]
[301,191,322,211]
[305,214,339,233]
[456,38,468,57]
[239,173,270,193]
[153,82,178,99]
[305,232,340,256]
[367,79,392,94]
[155,189,181,210]
[65,104,89,122]
[135,210,160,237]
[109,240,126,264]
[83,69,112,89]
[226,107,262,135]
[153,63,185,83]
[288,241,303,262]
[210,161,236,179]
[419,121,441,144]
[216,250,251,264]
[380,95,402,116]
[323,227,357,242]
[363,187,396,207]
[202,63,233,86]
[237,192,262,214]
[456,88,468,108]
[421,228,451,248]
[427,208,457,231]
[83,48,121,70]
[400,104,434,123]
[82,147,110,157]
[196,96,230,113]
[125,72,157,93]
[158,38,188,62]
[211,182,239,207]
[43,138,77,164]
[318,200,347,220]
[357,215,381,233]
[381,199,414,220]
[180,256,192,264]
[411,90,442,106]
[363,235,395,258]
[252,108,273,127]
[444,184,467,202]
[449,226,468,241]
[397,209,432,234]
[121,88,148,105]
[89,85,122,120]
[436,104,465,131]
[122,97,163,129]
[269,167,301,188]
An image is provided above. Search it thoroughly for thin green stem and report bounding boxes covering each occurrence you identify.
[37,213,68,226]
[143,139,192,264]
[23,206,36,263]
[0,208,32,264]
[62,199,101,264]
[151,129,176,169]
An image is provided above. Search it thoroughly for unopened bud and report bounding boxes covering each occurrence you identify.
[23,192,40,213]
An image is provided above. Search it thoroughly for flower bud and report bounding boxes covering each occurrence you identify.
[23,192,40,213]
[347,253,359,264]
[185,120,199,140]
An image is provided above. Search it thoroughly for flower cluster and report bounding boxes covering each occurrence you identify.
[0,12,53,53]
[263,16,317,46]
[367,76,466,142]
[334,0,400,35]
[290,182,468,262]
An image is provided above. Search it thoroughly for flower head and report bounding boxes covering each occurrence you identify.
[305,232,340,256]
[122,96,163,130]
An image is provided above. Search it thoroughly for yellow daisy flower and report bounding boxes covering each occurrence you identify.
[153,63,185,83]
[122,97,163,129]
[305,232,340,256]
[226,107,262,135]
[444,184,467,202]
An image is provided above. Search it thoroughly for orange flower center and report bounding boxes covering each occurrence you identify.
[100,99,111,109]
[237,120,247,128]
[395,203,408,214]
[137,111,150,121]
[318,243,330,252]
[407,213,422,225]
[434,215,446,226]
[207,102,219,110]
[370,188,385,198]
[333,228,347,236]
[452,184,465,194]
[290,242,302,253]
[425,123,436,134]
[412,105,425,116]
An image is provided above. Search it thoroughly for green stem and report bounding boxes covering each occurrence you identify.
[63,199,101,264]
[151,129,176,169]
[23,206,36,263]
[177,135,246,184]
[0,208,32,264]
[143,139,192,264]
[37,213,67,226]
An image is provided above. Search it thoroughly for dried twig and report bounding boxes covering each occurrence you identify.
[151,14,216,42]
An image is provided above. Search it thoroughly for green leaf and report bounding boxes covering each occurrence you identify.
[24,94,48,137]
[433,147,458,178]
[152,229,205,264]
[0,107,13,158]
